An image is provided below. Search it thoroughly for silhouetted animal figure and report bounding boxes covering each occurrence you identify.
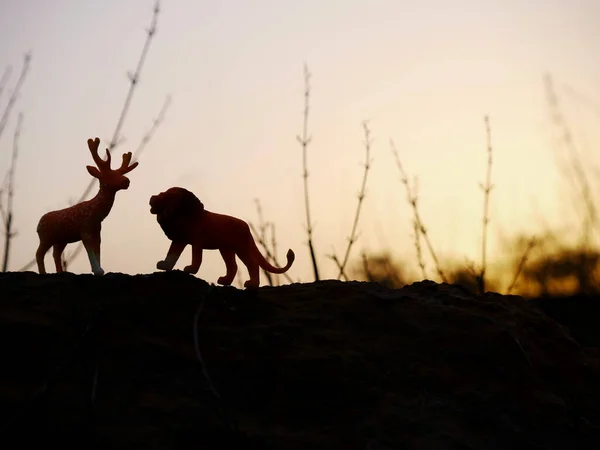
[36,137,139,275]
[149,187,295,288]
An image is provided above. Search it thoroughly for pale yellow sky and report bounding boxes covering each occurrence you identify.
[1,0,599,286]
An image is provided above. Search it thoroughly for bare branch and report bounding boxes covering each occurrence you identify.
[251,198,283,286]
[131,94,171,163]
[0,52,31,146]
[507,238,537,295]
[298,62,320,281]
[545,73,600,249]
[412,218,427,279]
[335,120,373,280]
[0,173,7,226]
[2,113,23,271]
[390,139,447,283]
[269,222,280,286]
[249,222,294,284]
[478,115,494,294]
[252,198,273,286]
[0,65,12,102]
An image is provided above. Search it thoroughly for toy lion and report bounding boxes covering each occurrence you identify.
[149,187,295,288]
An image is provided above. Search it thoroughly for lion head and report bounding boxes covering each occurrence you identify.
[149,187,204,241]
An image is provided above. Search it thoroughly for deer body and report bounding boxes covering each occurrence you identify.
[35,137,138,276]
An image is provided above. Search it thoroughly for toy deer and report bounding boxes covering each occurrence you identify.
[35,137,139,276]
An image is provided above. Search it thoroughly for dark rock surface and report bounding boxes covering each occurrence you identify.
[1,271,599,449]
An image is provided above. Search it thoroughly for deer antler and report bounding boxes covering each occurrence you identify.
[116,151,139,175]
[87,137,112,171]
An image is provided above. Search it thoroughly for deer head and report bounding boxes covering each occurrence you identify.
[86,137,139,191]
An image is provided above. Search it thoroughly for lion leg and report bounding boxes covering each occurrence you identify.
[157,241,186,271]
[52,242,68,272]
[184,244,203,274]
[237,249,260,289]
[217,249,237,285]
[36,239,52,274]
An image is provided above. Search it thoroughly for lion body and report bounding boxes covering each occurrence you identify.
[149,187,294,288]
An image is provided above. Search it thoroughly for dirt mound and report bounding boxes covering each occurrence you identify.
[1,271,599,449]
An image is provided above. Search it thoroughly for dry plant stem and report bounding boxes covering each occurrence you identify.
[506,238,536,295]
[252,199,273,286]
[562,82,600,118]
[63,95,171,266]
[297,63,320,282]
[478,115,494,294]
[390,140,447,283]
[0,66,12,102]
[131,95,171,163]
[0,53,30,146]
[270,222,278,261]
[545,74,599,247]
[413,219,427,279]
[1,113,22,271]
[361,252,374,282]
[270,222,280,286]
[546,75,600,289]
[249,222,294,284]
[336,121,373,281]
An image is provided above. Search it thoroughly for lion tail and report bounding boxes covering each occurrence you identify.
[254,245,295,274]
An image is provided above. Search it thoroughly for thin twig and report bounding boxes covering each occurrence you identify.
[545,74,599,247]
[132,94,171,163]
[0,52,30,146]
[248,222,294,284]
[478,115,494,294]
[0,177,6,225]
[297,63,320,281]
[0,66,12,103]
[561,81,600,119]
[361,252,374,282]
[412,219,427,279]
[390,139,447,283]
[252,199,273,286]
[2,113,22,271]
[333,121,373,281]
[507,238,536,295]
[269,222,279,286]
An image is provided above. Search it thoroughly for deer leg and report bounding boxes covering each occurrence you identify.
[184,244,203,274]
[82,232,104,276]
[52,242,68,272]
[156,241,186,271]
[36,240,52,274]
[93,234,101,268]
[217,249,237,285]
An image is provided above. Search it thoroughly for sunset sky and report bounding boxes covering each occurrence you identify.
[1,0,599,287]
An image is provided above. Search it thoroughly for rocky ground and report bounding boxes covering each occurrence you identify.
[1,271,600,449]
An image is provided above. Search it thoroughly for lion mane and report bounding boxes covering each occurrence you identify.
[149,187,295,288]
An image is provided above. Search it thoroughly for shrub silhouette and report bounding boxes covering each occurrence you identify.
[351,252,412,289]
[507,232,600,297]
